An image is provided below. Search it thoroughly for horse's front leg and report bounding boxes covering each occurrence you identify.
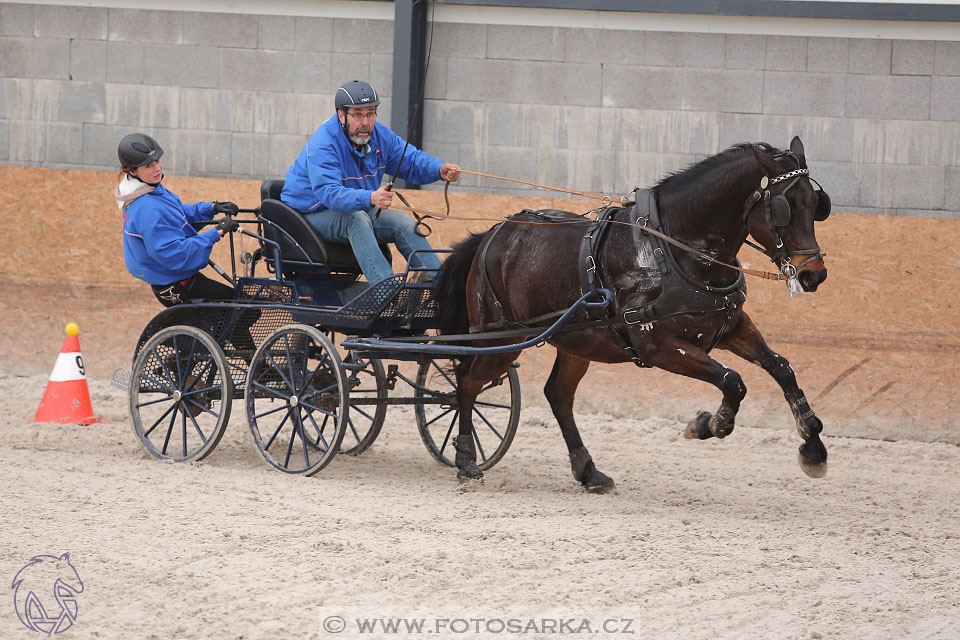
[717,312,828,478]
[645,336,747,440]
[544,350,615,494]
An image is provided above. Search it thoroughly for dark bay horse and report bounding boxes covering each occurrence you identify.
[433,137,831,492]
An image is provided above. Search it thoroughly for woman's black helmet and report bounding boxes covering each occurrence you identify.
[118,133,163,168]
[335,80,380,112]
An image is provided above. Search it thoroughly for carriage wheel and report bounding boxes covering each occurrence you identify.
[129,325,232,462]
[339,355,388,456]
[415,359,520,471]
[245,325,348,475]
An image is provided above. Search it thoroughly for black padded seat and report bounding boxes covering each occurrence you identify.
[257,179,390,276]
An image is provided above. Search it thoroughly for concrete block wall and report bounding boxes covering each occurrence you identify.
[1,2,958,218]
[0,3,395,180]
[422,23,960,218]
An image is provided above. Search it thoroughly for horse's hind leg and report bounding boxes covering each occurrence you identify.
[453,351,518,483]
[545,351,615,494]
[718,312,827,478]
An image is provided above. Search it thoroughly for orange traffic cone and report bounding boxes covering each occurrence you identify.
[32,323,101,425]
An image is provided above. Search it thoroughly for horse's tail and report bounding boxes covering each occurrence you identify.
[433,231,488,336]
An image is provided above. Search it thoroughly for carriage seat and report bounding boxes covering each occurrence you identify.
[258,179,391,277]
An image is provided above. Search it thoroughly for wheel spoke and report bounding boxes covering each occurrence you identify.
[438,410,459,457]
[253,402,289,420]
[250,379,290,400]
[305,410,330,450]
[143,400,178,437]
[473,400,512,410]
[264,409,291,451]
[429,359,457,387]
[298,412,311,468]
[472,407,505,440]
[472,427,488,462]
[424,407,455,428]
[284,410,298,467]
[160,407,178,455]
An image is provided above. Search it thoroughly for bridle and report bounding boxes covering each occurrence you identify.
[740,155,827,279]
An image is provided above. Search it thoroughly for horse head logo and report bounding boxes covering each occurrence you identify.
[12,553,84,634]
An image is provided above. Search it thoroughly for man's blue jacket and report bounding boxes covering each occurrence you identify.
[122,183,219,285]
[281,114,444,213]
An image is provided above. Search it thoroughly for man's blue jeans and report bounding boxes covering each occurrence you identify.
[303,207,442,283]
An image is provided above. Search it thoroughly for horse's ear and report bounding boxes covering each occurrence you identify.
[752,144,779,176]
[790,135,806,165]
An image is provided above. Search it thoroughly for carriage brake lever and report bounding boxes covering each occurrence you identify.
[208,259,236,287]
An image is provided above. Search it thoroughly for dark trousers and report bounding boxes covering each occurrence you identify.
[151,273,257,354]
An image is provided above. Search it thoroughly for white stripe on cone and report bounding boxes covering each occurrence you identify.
[49,352,86,382]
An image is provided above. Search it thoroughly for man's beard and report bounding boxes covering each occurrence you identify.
[346,121,372,147]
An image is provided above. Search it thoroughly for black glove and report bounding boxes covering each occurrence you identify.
[216,217,240,234]
[213,201,239,216]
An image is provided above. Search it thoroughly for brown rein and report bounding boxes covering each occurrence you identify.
[390,173,789,283]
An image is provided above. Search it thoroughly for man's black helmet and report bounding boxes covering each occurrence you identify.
[335,80,380,111]
[118,133,163,168]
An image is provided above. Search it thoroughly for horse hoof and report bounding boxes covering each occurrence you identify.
[798,440,828,478]
[684,411,713,440]
[457,464,484,483]
[583,473,616,495]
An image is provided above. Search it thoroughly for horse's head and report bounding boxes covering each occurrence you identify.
[746,136,830,292]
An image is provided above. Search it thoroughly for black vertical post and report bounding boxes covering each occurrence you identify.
[391,0,428,190]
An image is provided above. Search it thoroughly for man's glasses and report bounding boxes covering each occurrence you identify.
[346,110,377,122]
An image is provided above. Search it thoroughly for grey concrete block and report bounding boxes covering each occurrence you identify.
[0,118,8,161]
[369,52,392,96]
[293,51,331,95]
[476,103,602,151]
[458,143,539,185]
[0,4,33,36]
[108,8,181,44]
[230,132,274,177]
[106,41,143,83]
[765,35,807,71]
[644,32,724,69]
[141,44,219,88]
[423,100,479,145]
[882,120,960,167]
[35,5,107,40]
[432,23,485,58]
[931,76,960,122]
[601,109,721,156]
[170,129,233,175]
[445,58,599,107]
[221,49,297,92]
[845,75,930,120]
[944,167,960,212]
[179,88,253,132]
[258,15,295,50]
[253,92,319,135]
[717,113,763,148]
[724,34,765,70]
[423,56,446,100]
[757,116,855,164]
[806,160,859,207]
[849,39,891,75]
[683,68,763,113]
[182,11,258,49]
[333,18,392,54]
[762,71,845,117]
[330,52,370,93]
[488,25,565,62]
[44,121,84,164]
[617,151,698,194]
[107,84,180,128]
[0,36,70,80]
[0,78,30,119]
[574,148,617,195]
[934,41,960,76]
[603,64,681,110]
[9,119,44,163]
[30,80,105,123]
[70,40,107,82]
[858,163,944,209]
[807,37,848,73]
[81,123,129,168]
[893,40,934,76]
[295,16,334,52]
[565,28,643,64]
[267,133,310,179]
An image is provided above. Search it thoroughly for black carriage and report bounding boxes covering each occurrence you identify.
[121,180,524,476]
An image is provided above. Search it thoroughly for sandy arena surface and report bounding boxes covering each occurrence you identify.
[2,166,959,638]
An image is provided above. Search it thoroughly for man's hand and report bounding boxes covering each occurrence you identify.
[216,217,239,236]
[371,185,394,209]
[213,201,240,216]
[440,163,461,182]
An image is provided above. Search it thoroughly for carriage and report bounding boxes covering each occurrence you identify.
[117,179,608,477]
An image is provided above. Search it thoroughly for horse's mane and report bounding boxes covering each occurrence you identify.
[652,142,782,196]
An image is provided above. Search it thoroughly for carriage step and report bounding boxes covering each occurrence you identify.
[111,367,130,390]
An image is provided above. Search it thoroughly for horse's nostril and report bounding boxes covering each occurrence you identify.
[799,268,827,291]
